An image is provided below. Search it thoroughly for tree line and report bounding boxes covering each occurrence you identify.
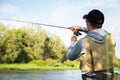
[0,23,68,63]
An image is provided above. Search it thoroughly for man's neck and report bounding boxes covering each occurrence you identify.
[88,26,98,31]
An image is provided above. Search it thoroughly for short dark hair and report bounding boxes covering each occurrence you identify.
[92,24,102,28]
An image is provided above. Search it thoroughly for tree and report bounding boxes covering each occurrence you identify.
[43,33,67,62]
[0,24,68,63]
[0,26,20,63]
[14,25,47,63]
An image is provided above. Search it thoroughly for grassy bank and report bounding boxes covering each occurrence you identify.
[0,64,79,70]
[0,64,120,70]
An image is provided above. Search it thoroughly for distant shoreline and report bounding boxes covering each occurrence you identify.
[0,64,79,70]
[0,64,120,70]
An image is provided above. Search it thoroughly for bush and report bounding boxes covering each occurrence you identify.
[29,60,46,66]
[63,60,79,67]
[54,63,65,67]
[45,59,58,66]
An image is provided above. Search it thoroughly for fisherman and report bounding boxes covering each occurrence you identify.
[68,9,119,80]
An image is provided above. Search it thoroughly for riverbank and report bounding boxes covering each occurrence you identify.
[0,64,79,70]
[0,64,120,70]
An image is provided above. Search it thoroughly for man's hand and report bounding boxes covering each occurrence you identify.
[71,35,77,42]
[69,26,83,32]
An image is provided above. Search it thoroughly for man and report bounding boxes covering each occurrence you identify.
[68,9,119,80]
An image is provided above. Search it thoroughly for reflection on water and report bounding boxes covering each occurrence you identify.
[0,70,82,80]
[0,70,120,80]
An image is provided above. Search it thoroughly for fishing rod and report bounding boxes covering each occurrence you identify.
[0,18,87,36]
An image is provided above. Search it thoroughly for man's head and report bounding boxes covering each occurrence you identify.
[83,9,104,29]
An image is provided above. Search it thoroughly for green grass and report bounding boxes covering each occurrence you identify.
[0,64,119,71]
[114,67,120,70]
[0,64,79,70]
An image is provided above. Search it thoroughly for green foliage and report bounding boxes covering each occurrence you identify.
[29,59,64,67]
[63,60,79,67]
[0,23,68,64]
[45,59,57,66]
[0,27,20,63]
[29,60,46,66]
[43,35,67,61]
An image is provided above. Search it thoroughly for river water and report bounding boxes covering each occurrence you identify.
[0,70,120,80]
[0,70,82,80]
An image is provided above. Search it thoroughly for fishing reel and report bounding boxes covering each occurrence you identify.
[73,31,82,36]
[73,29,88,36]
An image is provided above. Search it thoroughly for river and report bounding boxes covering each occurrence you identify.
[0,70,82,80]
[0,70,120,80]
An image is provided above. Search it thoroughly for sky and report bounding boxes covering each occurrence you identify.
[0,0,120,58]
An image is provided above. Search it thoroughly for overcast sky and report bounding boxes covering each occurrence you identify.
[0,0,120,58]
